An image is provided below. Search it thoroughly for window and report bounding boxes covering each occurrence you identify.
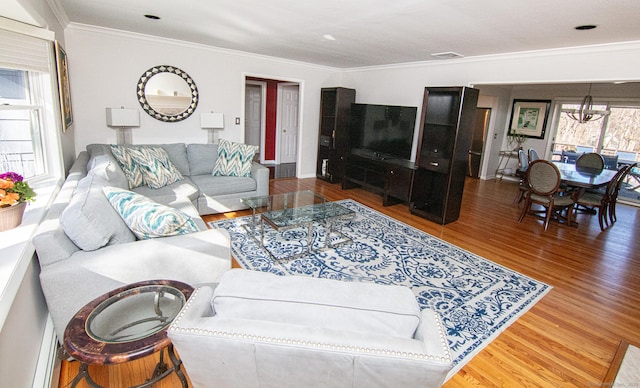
[554,102,640,160]
[0,68,46,178]
[553,100,640,203]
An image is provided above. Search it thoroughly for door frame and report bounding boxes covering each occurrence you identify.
[242,73,304,174]
[245,80,267,164]
[276,82,300,165]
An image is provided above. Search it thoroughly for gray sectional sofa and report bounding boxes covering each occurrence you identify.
[33,143,269,343]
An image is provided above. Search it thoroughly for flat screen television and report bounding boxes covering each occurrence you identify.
[350,103,417,161]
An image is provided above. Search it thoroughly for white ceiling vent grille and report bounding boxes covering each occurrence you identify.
[430,51,464,59]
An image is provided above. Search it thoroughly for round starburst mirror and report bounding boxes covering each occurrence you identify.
[136,65,199,122]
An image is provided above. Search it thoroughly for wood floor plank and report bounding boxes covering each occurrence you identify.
[58,177,640,387]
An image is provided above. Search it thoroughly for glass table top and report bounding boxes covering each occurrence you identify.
[86,284,186,343]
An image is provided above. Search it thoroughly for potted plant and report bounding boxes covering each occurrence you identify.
[0,172,36,231]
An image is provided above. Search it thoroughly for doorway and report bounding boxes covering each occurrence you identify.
[468,108,491,178]
[244,77,300,178]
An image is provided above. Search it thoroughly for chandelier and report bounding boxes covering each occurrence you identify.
[561,84,610,123]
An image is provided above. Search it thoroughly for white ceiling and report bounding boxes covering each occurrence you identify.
[11,0,640,68]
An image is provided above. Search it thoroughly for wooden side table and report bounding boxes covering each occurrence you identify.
[63,279,194,388]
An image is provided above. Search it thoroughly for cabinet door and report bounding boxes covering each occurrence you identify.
[319,89,337,147]
[385,167,413,202]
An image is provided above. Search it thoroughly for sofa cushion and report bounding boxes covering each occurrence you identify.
[87,154,128,188]
[190,174,256,196]
[90,143,190,175]
[103,186,199,239]
[147,143,190,176]
[132,177,199,202]
[125,146,184,189]
[110,145,145,189]
[187,144,218,176]
[211,269,422,339]
[59,175,136,251]
[212,139,257,177]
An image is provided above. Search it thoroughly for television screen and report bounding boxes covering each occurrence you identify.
[350,103,417,160]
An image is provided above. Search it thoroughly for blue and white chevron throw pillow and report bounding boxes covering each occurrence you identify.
[125,146,184,189]
[103,186,199,239]
[111,145,145,189]
[212,139,258,177]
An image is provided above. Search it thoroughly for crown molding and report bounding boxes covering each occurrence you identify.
[67,23,340,72]
[343,40,640,73]
[45,0,69,28]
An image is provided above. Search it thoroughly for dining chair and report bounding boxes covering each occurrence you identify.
[528,148,540,162]
[575,152,605,171]
[518,160,576,230]
[609,163,636,225]
[561,150,580,164]
[513,149,529,205]
[574,165,630,231]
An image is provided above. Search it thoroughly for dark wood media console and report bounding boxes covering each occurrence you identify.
[342,150,416,206]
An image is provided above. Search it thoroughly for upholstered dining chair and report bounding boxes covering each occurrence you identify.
[574,165,630,231]
[608,163,636,225]
[513,149,529,206]
[575,152,605,171]
[528,148,540,162]
[518,160,577,230]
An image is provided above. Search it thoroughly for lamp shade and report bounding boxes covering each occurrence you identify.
[201,112,224,129]
[106,108,140,127]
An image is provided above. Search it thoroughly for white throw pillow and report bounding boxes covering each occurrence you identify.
[102,186,199,239]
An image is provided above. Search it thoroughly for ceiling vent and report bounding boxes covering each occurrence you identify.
[430,51,464,59]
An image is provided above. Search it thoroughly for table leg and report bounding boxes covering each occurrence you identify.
[167,344,189,388]
[307,222,313,255]
[70,363,103,388]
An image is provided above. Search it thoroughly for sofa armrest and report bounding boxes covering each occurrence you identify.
[65,228,231,284]
[40,229,231,343]
[250,162,269,196]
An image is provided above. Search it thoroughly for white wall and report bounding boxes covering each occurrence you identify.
[0,258,50,387]
[0,2,66,387]
[63,24,640,180]
[64,25,342,178]
[341,42,640,178]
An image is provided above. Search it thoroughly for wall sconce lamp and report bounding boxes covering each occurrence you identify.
[106,107,140,145]
[201,112,224,143]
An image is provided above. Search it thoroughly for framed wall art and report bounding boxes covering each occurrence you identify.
[507,99,551,139]
[54,41,73,131]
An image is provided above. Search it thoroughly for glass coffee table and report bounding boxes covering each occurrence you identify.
[63,280,193,388]
[241,191,355,261]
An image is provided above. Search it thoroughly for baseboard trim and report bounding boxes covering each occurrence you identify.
[33,316,60,388]
[603,339,630,385]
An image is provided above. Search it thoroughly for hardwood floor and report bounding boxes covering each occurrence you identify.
[59,177,640,387]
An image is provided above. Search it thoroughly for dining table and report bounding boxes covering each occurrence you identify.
[554,162,619,189]
[551,162,620,226]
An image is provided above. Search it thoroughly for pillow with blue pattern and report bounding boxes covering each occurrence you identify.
[111,145,183,189]
[110,145,145,189]
[212,139,258,177]
[125,146,184,189]
[103,186,199,239]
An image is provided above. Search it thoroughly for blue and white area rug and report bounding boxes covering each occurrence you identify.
[209,199,551,378]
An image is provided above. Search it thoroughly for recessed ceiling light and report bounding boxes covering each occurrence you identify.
[575,25,597,30]
[323,34,336,41]
[430,51,464,59]
[144,14,161,20]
